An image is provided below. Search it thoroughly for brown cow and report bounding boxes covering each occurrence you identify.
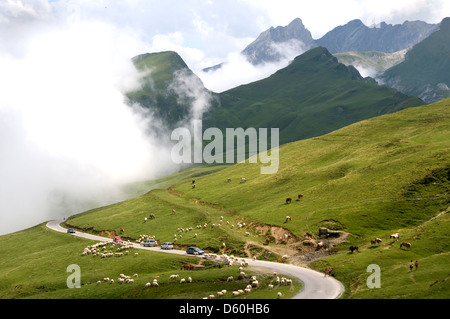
[298,194,304,200]
[286,198,292,204]
[181,264,194,270]
[349,246,359,253]
[400,242,411,249]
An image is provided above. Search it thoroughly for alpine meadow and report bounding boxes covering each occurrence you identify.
[1,1,449,305]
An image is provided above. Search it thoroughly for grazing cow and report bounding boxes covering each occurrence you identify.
[400,242,411,249]
[285,198,292,204]
[227,178,231,182]
[390,233,400,241]
[181,264,194,270]
[285,216,291,222]
[241,177,246,183]
[349,246,359,253]
[150,213,155,219]
[192,179,195,184]
[298,194,304,200]
[371,238,382,245]
[192,184,196,189]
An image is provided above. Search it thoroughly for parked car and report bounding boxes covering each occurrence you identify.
[143,239,157,247]
[67,228,75,234]
[113,236,122,243]
[161,242,174,250]
[186,247,204,255]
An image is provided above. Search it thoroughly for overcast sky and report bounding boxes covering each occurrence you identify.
[1,0,449,72]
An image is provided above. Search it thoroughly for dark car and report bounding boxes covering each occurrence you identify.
[67,228,75,234]
[143,239,157,247]
[186,247,204,255]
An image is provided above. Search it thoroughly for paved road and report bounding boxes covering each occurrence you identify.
[46,219,344,299]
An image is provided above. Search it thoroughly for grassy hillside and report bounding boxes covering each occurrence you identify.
[206,47,424,145]
[126,51,215,127]
[64,98,450,298]
[380,17,450,103]
[0,224,300,299]
[2,98,448,299]
[126,48,423,150]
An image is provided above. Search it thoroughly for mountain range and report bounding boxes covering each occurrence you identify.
[128,47,424,152]
[241,17,437,65]
[206,16,449,105]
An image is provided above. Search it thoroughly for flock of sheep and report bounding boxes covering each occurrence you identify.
[81,240,291,299]
[81,241,139,258]
[79,176,294,299]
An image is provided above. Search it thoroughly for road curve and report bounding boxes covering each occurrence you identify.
[46,219,344,299]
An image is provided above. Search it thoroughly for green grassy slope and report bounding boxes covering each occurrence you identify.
[126,48,423,150]
[0,224,300,299]
[206,47,424,145]
[126,51,215,127]
[2,99,448,299]
[64,98,450,298]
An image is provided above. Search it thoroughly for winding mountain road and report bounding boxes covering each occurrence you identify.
[46,219,344,299]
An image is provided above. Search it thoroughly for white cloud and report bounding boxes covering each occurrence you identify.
[0,19,178,235]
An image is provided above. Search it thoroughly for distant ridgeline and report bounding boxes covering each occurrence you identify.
[127,47,424,164]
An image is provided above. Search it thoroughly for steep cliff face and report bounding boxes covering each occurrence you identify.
[241,18,314,65]
[241,18,438,65]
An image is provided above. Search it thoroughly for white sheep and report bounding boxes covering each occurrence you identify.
[268,284,274,289]
[232,291,240,296]
[217,291,223,297]
[251,280,259,288]
[169,274,179,280]
[180,278,186,284]
[277,292,282,298]
[152,280,159,287]
[144,282,151,288]
[227,276,233,282]
[187,277,192,283]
